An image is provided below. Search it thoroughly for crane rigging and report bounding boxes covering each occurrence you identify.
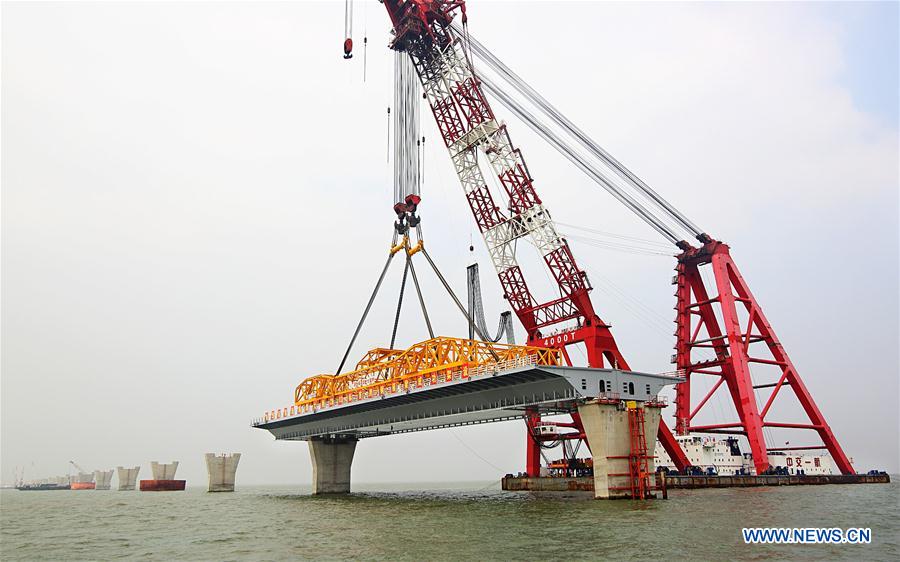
[351,0,852,476]
[451,23,706,244]
[444,20,854,476]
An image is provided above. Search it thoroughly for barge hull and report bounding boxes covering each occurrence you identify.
[139,479,186,491]
[502,473,890,492]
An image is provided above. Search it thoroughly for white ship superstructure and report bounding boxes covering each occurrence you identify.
[654,434,837,476]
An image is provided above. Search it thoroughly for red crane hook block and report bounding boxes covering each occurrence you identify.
[343,37,353,59]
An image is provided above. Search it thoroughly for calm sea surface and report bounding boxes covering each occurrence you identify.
[1,480,897,561]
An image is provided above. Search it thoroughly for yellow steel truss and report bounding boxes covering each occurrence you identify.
[292,337,561,410]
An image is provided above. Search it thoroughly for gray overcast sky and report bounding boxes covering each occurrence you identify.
[2,1,898,485]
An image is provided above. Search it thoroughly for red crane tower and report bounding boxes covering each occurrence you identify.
[374,0,853,476]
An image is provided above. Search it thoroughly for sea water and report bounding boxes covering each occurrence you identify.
[1,480,897,560]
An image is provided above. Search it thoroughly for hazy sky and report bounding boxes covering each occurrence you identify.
[2,1,898,486]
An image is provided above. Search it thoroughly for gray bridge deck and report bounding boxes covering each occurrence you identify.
[253,365,681,441]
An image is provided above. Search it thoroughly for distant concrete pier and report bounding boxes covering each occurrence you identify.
[93,470,114,490]
[151,461,179,480]
[308,437,357,494]
[205,453,241,492]
[116,466,140,490]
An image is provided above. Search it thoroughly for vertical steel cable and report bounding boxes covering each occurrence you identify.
[394,52,421,202]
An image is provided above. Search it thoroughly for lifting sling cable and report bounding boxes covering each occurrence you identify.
[406,253,435,338]
[336,250,396,374]
[389,257,411,349]
[480,78,683,245]
[336,242,438,372]
[455,24,705,243]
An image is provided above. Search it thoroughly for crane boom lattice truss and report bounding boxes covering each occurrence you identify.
[383,3,622,356]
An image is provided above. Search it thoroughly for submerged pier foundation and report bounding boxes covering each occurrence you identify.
[308,436,357,494]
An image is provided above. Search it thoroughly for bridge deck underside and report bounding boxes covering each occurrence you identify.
[255,366,677,441]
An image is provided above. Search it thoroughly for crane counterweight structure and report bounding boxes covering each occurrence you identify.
[375,0,853,476]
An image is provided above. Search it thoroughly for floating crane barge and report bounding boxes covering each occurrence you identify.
[253,0,888,498]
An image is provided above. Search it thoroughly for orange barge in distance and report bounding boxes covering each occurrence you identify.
[139,479,186,491]
[140,461,185,491]
[70,481,96,490]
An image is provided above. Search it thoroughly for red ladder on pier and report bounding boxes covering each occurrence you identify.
[627,406,652,499]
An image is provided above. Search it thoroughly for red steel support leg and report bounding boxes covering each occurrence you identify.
[674,241,854,475]
[673,261,693,434]
[525,409,541,477]
[710,253,769,474]
[657,423,690,471]
[721,252,855,474]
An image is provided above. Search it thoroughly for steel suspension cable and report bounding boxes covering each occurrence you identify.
[480,78,683,245]
[456,25,706,242]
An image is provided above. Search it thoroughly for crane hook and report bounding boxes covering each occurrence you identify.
[343,37,353,59]
[343,0,354,59]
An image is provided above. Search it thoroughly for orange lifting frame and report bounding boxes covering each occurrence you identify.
[293,337,561,410]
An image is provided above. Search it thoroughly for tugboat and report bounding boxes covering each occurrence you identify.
[69,461,96,489]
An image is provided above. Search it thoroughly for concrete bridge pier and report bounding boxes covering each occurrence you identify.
[93,469,114,490]
[308,436,357,494]
[578,400,661,499]
[205,453,241,492]
[116,466,140,490]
